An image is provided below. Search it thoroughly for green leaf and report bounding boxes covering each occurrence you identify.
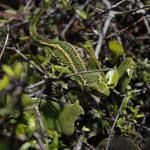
[76,7,92,20]
[44,0,51,5]
[41,101,62,133]
[41,101,84,136]
[0,141,9,150]
[135,113,144,118]
[20,141,37,150]
[145,0,150,5]
[24,112,36,133]
[106,68,119,88]
[16,111,36,137]
[19,36,30,41]
[16,124,27,137]
[118,57,135,79]
[76,9,88,20]
[82,126,90,132]
[47,131,59,150]
[58,103,84,136]
[122,97,131,110]
[5,9,17,15]
[61,0,70,7]
[0,75,10,90]
[80,40,101,70]
[117,58,135,92]
[141,71,150,82]
[14,62,24,78]
[2,65,15,77]
[21,94,36,108]
[108,40,124,57]
[117,118,125,127]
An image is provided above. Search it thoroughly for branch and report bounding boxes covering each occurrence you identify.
[34,105,49,149]
[0,25,9,60]
[61,0,91,39]
[95,0,113,58]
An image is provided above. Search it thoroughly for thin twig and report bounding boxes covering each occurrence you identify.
[137,0,150,34]
[111,0,127,8]
[95,3,150,57]
[95,0,113,58]
[105,89,142,150]
[33,132,45,150]
[143,17,150,34]
[0,20,29,32]
[111,23,122,43]
[34,105,49,148]
[2,46,48,76]
[105,94,130,150]
[34,105,45,131]
[73,133,84,150]
[60,17,75,40]
[106,103,123,150]
[96,4,150,16]
[60,0,91,39]
[26,80,45,90]
[106,16,144,39]
[103,0,111,8]
[0,25,9,60]
[23,0,33,14]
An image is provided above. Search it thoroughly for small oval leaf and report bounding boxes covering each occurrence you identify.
[2,65,15,77]
[58,103,84,136]
[106,69,119,88]
[0,75,10,90]
[117,57,135,79]
[117,58,135,92]
[14,62,24,78]
[108,40,124,57]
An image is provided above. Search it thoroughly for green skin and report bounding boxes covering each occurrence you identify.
[29,4,110,96]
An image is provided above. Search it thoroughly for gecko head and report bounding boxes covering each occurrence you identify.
[85,74,110,96]
[87,82,110,96]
